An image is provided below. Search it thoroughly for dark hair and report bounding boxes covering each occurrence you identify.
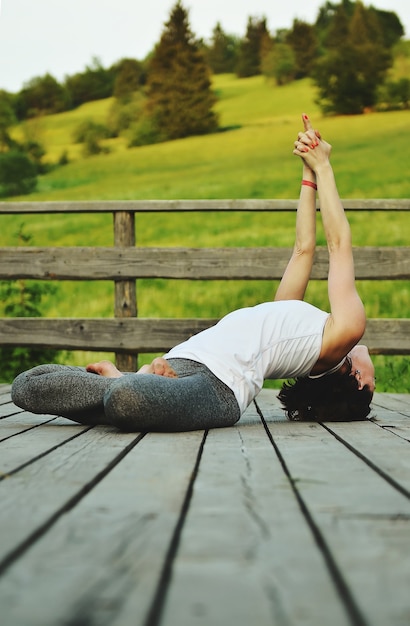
[277,359,373,422]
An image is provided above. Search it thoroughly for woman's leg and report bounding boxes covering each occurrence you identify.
[12,364,116,425]
[103,359,240,432]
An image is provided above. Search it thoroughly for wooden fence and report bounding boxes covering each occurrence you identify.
[0,199,409,371]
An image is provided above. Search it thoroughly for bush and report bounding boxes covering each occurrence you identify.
[128,114,165,147]
[58,150,70,166]
[72,119,111,156]
[0,151,37,197]
[377,78,410,111]
[107,92,145,136]
[0,225,67,382]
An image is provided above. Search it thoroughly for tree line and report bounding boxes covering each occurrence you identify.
[0,0,409,196]
[2,1,407,117]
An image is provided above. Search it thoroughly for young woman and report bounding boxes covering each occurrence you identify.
[12,115,375,431]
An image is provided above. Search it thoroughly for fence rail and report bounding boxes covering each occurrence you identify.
[1,199,410,213]
[0,246,409,281]
[1,199,409,370]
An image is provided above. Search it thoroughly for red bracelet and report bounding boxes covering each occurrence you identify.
[301,179,317,190]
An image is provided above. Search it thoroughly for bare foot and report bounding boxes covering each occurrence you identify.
[86,360,123,378]
[137,357,177,378]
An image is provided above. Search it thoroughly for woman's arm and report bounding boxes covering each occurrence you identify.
[315,161,366,357]
[293,117,366,363]
[274,115,318,301]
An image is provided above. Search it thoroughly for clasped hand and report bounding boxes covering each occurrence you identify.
[293,113,331,171]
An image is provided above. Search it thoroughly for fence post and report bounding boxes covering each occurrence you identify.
[113,210,137,372]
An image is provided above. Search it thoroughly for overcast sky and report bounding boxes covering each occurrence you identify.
[0,0,409,92]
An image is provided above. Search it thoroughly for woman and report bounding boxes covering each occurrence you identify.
[12,114,375,431]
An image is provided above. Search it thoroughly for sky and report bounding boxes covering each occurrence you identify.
[0,0,409,93]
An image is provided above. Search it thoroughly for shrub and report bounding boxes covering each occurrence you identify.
[0,151,37,197]
[128,114,165,147]
[72,119,111,156]
[377,78,410,110]
[0,225,67,382]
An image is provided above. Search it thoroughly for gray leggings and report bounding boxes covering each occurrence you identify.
[11,359,240,432]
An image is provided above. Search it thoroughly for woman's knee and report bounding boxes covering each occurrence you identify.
[12,365,51,406]
[103,375,184,431]
[12,365,79,403]
[103,378,146,429]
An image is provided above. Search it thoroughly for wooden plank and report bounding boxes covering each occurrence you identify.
[386,393,410,410]
[0,246,294,280]
[1,199,409,214]
[0,401,15,413]
[372,392,410,414]
[0,199,301,214]
[0,246,409,280]
[371,394,410,440]
[371,408,410,441]
[0,316,409,354]
[0,429,204,626]
[0,426,141,568]
[0,418,90,474]
[264,418,410,626]
[0,393,409,625]
[362,319,410,355]
[161,423,350,626]
[0,411,57,440]
[0,317,216,352]
[255,387,290,422]
[323,420,410,494]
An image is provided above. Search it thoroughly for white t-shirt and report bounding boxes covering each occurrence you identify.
[164,300,329,414]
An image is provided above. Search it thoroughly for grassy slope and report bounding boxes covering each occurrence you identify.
[10,75,410,202]
[3,75,410,390]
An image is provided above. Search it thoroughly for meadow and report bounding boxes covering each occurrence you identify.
[2,75,409,391]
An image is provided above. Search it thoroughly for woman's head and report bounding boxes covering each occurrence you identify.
[277,358,373,422]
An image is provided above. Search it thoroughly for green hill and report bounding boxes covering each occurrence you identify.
[9,75,410,202]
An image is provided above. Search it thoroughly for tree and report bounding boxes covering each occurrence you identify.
[207,23,239,74]
[0,93,17,151]
[113,58,145,101]
[369,8,404,49]
[286,20,318,79]
[262,43,296,85]
[16,74,69,118]
[236,17,272,78]
[314,0,355,51]
[144,2,218,141]
[0,92,46,183]
[65,57,115,108]
[313,1,392,114]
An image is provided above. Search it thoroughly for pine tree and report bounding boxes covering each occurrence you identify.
[286,20,318,79]
[207,23,239,74]
[236,17,272,78]
[313,1,392,114]
[113,59,145,102]
[145,2,218,141]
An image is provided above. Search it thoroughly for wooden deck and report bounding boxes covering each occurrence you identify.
[0,384,409,626]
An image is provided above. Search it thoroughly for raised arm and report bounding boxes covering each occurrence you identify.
[274,115,318,301]
[293,116,366,365]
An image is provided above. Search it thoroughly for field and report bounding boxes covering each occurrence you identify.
[2,75,409,391]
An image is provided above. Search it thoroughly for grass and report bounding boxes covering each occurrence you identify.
[2,75,410,391]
